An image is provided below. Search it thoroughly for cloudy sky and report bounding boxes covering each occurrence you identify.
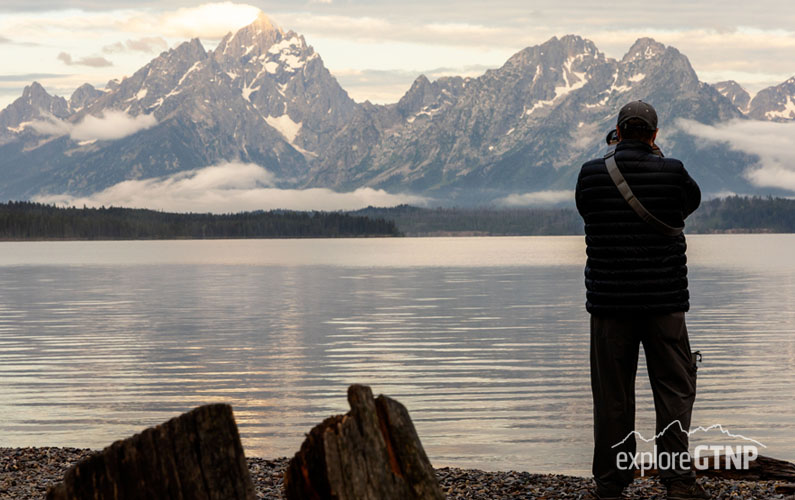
[2,0,795,110]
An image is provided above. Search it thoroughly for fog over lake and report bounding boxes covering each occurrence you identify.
[0,235,792,473]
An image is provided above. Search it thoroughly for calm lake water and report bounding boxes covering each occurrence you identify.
[0,235,793,474]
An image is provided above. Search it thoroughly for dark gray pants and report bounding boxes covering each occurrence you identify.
[590,312,697,493]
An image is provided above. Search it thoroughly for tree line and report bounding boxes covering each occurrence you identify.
[1,196,792,240]
[0,202,400,240]
[355,196,795,236]
[686,195,795,233]
[353,205,583,236]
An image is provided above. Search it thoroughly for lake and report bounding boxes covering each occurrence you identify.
[0,235,793,474]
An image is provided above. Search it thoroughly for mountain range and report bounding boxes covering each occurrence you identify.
[2,12,794,206]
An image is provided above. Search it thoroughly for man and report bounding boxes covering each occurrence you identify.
[575,101,707,500]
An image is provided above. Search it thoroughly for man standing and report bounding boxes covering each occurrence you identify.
[575,101,708,500]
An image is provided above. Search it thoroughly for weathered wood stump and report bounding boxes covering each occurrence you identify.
[47,404,255,500]
[284,384,444,500]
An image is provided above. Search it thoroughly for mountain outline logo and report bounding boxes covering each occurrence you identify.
[611,420,767,449]
[613,420,765,476]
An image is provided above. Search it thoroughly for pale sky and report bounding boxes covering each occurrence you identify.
[2,0,795,109]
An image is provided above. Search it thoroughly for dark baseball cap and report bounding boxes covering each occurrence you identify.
[617,100,658,130]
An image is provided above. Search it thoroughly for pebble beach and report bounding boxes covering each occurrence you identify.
[2,447,794,499]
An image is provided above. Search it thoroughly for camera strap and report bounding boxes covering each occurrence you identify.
[604,151,683,237]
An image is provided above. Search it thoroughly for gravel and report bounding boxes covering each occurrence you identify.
[2,447,793,499]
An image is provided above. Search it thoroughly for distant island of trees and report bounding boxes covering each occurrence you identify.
[0,202,400,240]
[685,195,795,233]
[354,196,795,236]
[1,196,792,240]
[352,204,583,236]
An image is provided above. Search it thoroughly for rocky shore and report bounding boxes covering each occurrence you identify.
[1,447,792,499]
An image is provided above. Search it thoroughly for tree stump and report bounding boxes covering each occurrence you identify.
[46,404,255,500]
[284,384,444,500]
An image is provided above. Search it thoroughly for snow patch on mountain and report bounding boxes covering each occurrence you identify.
[556,71,587,99]
[525,98,554,115]
[610,83,631,93]
[585,94,610,108]
[242,82,260,101]
[178,61,203,86]
[268,36,301,55]
[765,96,795,120]
[265,113,301,143]
[280,53,303,72]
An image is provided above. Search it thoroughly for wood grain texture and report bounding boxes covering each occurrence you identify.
[46,404,255,500]
[284,384,444,500]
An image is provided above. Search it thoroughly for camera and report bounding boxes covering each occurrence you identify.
[604,128,664,157]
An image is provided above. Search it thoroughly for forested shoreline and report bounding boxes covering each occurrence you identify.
[1,196,792,240]
[354,196,795,236]
[0,202,400,239]
[685,195,795,233]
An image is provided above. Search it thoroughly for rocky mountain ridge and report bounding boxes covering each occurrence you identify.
[1,12,794,205]
[711,77,795,122]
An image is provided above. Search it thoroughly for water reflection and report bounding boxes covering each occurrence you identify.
[0,236,793,474]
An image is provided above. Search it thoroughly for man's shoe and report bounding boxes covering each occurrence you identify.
[666,479,710,500]
[585,487,623,499]
[585,493,622,500]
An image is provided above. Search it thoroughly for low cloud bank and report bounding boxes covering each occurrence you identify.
[496,190,575,206]
[33,162,429,213]
[29,110,157,142]
[677,118,795,192]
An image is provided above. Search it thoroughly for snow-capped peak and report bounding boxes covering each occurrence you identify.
[623,38,666,63]
[251,11,281,34]
[215,10,285,60]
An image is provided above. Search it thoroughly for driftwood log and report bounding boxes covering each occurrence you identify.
[635,453,795,481]
[284,384,444,500]
[697,453,795,481]
[47,403,255,500]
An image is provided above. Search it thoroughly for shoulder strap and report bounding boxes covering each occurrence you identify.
[604,152,683,237]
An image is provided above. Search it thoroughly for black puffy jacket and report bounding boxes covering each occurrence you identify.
[575,140,701,315]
